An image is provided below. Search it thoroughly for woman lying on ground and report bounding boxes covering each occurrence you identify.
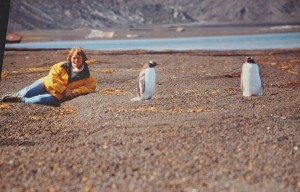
[1,46,96,107]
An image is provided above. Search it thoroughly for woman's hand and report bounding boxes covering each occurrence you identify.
[71,90,78,97]
[64,88,78,98]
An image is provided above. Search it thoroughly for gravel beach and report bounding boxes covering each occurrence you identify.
[0,47,299,191]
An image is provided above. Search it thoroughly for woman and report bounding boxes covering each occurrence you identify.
[1,47,96,106]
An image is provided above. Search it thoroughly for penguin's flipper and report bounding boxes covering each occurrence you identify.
[138,72,145,97]
[259,71,264,90]
[240,72,244,91]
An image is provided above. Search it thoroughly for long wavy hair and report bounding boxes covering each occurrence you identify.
[66,46,88,62]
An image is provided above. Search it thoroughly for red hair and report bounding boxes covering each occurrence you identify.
[66,47,88,62]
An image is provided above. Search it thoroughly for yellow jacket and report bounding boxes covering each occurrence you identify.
[41,61,96,100]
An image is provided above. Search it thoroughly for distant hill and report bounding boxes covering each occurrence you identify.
[7,0,300,30]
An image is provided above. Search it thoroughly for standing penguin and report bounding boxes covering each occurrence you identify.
[131,61,158,101]
[241,57,263,97]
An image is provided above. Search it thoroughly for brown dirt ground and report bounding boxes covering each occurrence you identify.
[0,48,300,192]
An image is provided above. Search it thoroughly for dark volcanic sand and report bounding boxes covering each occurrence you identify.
[0,48,299,192]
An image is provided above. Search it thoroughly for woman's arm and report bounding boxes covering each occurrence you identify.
[46,62,68,94]
[72,75,96,95]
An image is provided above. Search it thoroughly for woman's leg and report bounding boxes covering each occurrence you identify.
[22,94,60,107]
[1,79,45,102]
[18,79,46,98]
[18,79,60,106]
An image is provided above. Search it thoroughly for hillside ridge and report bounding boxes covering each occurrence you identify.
[7,0,300,30]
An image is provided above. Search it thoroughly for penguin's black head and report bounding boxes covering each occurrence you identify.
[246,57,256,63]
[148,61,158,68]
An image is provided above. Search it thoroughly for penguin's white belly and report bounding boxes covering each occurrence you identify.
[242,64,263,96]
[142,68,156,99]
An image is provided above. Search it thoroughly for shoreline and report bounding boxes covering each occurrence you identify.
[7,24,300,43]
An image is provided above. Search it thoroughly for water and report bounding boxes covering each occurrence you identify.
[5,32,300,51]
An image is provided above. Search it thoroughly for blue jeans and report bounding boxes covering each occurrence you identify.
[18,79,60,107]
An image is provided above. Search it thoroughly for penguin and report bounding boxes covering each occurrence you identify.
[241,57,263,97]
[131,61,158,101]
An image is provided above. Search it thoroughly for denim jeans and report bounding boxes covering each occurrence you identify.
[18,79,60,107]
